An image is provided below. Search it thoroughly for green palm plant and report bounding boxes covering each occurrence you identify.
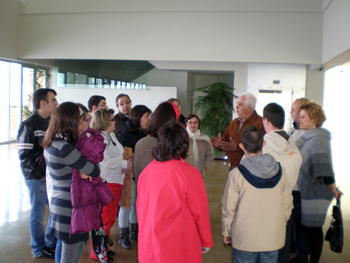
[194,82,237,139]
[22,67,50,120]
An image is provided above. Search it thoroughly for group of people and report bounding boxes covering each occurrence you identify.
[217,93,342,263]
[17,88,341,263]
[17,90,214,263]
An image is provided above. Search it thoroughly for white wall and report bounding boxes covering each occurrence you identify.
[17,1,323,64]
[134,69,190,114]
[151,62,249,105]
[305,70,324,104]
[19,0,323,14]
[323,0,350,63]
[246,63,306,129]
[194,74,233,90]
[55,85,177,113]
[0,0,19,60]
[247,63,306,98]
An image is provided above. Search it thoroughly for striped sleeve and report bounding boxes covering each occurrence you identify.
[60,143,100,177]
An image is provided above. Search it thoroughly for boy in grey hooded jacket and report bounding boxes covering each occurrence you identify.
[222,125,293,263]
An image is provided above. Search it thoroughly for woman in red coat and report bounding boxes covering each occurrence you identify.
[137,121,214,263]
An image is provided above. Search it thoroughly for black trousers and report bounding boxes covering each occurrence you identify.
[291,191,309,261]
[305,226,323,263]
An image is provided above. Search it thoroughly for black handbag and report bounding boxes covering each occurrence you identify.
[325,198,343,253]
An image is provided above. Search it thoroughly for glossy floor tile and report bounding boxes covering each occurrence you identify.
[0,143,349,262]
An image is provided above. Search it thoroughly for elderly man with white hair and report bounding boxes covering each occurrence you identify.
[211,92,265,170]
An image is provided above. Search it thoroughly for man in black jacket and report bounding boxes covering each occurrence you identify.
[17,88,58,258]
[114,93,132,137]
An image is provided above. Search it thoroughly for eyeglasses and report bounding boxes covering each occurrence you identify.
[187,121,198,125]
[98,103,107,108]
[84,118,91,123]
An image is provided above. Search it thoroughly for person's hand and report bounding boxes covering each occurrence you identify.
[223,236,232,245]
[335,189,344,199]
[202,247,210,254]
[211,133,222,148]
[80,172,92,181]
[220,137,237,152]
[126,159,133,171]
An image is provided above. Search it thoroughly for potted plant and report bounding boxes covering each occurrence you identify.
[194,82,237,158]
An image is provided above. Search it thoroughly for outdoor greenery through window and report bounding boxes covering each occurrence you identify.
[0,59,47,143]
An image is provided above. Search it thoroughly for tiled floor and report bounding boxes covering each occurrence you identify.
[0,143,349,262]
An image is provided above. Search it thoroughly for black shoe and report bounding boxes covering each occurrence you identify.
[119,228,132,250]
[107,250,115,256]
[289,257,308,263]
[36,247,55,258]
[48,243,57,251]
[130,223,138,241]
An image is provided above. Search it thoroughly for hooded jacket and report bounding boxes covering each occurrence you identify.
[70,129,114,235]
[137,158,213,263]
[263,130,302,190]
[222,154,293,252]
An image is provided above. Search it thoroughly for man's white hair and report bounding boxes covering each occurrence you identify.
[239,92,257,110]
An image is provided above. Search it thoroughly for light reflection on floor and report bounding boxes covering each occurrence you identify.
[0,144,31,226]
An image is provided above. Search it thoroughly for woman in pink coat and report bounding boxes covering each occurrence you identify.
[137,121,214,263]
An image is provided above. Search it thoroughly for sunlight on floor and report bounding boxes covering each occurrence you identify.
[0,144,31,226]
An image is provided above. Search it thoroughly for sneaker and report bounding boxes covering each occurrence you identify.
[36,247,55,259]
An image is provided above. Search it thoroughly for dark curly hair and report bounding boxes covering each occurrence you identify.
[152,121,189,162]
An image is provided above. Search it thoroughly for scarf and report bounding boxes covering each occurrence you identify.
[186,127,212,169]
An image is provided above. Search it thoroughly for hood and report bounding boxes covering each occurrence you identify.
[264,131,297,156]
[302,128,331,141]
[239,154,282,188]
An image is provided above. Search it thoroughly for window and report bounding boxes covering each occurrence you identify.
[0,59,48,143]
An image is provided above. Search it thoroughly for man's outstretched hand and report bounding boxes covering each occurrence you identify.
[211,133,222,148]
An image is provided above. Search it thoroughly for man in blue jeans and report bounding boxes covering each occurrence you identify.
[17,88,58,258]
[221,126,293,263]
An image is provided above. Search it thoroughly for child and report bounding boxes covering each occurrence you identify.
[221,125,293,263]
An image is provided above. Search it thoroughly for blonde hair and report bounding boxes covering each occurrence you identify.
[299,101,326,128]
[90,109,111,131]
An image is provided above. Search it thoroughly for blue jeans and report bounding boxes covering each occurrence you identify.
[233,248,278,263]
[25,178,56,257]
[55,239,62,263]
